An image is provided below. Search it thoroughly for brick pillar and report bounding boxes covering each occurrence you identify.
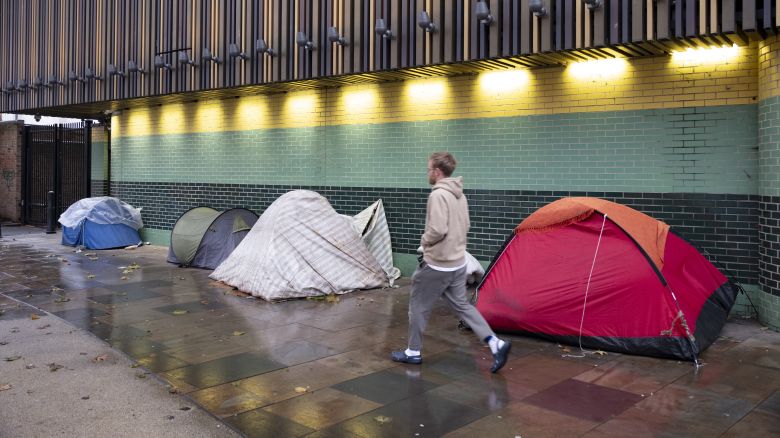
[0,121,24,222]
[758,36,780,328]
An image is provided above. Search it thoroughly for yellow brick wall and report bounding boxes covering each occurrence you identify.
[759,35,780,101]
[114,42,759,138]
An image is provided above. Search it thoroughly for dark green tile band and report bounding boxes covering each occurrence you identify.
[111,181,758,285]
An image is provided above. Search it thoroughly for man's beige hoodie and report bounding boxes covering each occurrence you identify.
[422,176,470,268]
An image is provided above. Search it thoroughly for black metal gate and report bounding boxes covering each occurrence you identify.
[23,122,92,226]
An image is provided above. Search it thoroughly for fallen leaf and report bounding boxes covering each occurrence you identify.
[232,331,246,337]
[165,415,174,420]
[36,324,51,330]
[54,297,70,303]
[0,384,11,391]
[168,387,181,394]
[120,276,128,281]
[122,270,132,274]
[30,314,40,320]
[47,363,63,372]
[88,257,98,261]
[172,310,188,315]
[135,372,147,379]
[25,364,36,369]
[760,326,769,331]
[325,294,340,303]
[50,286,63,293]
[129,363,140,368]
[86,274,96,279]
[200,300,209,305]
[81,395,90,400]
[594,350,608,356]
[93,354,109,362]
[294,386,308,393]
[374,415,392,424]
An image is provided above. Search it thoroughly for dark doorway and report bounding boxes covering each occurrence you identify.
[22,122,92,226]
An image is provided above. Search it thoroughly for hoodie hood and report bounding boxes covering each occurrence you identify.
[433,176,464,198]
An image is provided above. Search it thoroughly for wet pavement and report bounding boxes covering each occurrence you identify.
[1,229,779,437]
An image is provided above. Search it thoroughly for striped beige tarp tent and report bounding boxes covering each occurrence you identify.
[210,190,388,301]
[349,199,401,286]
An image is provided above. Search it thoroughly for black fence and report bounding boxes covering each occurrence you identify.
[23,122,92,226]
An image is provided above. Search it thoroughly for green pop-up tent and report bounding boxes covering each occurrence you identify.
[167,207,258,269]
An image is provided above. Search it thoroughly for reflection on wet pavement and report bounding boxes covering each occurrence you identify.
[1,233,779,437]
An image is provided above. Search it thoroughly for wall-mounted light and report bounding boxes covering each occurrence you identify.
[256,38,275,56]
[375,18,394,39]
[475,1,494,25]
[327,27,348,46]
[47,74,66,87]
[177,51,197,67]
[107,64,126,78]
[229,43,250,61]
[84,67,102,81]
[127,60,146,74]
[16,79,29,92]
[202,48,222,64]
[296,32,316,51]
[418,11,437,33]
[529,0,547,17]
[68,71,86,83]
[584,0,602,10]
[32,76,46,88]
[1,81,15,93]
[154,55,174,71]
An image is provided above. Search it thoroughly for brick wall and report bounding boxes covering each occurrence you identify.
[0,121,23,222]
[112,181,759,285]
[108,42,778,328]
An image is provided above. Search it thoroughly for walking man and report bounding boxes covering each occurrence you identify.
[392,152,511,373]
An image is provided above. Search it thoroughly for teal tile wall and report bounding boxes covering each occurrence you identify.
[113,105,759,195]
[759,95,780,197]
[91,141,107,180]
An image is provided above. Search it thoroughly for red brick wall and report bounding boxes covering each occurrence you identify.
[0,121,23,222]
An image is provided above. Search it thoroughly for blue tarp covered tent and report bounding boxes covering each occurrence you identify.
[59,197,143,249]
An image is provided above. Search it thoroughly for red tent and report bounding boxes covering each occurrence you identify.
[476,197,737,362]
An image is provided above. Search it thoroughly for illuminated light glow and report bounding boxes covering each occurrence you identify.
[286,94,316,115]
[671,44,740,65]
[236,98,265,126]
[405,78,448,104]
[568,58,628,81]
[195,103,224,131]
[159,105,185,134]
[124,110,151,137]
[342,88,377,114]
[478,69,530,94]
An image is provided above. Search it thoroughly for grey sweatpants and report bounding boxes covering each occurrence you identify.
[407,262,495,351]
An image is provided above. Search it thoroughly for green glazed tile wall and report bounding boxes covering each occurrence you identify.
[112,105,758,195]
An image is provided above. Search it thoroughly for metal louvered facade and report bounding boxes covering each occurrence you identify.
[1,0,778,117]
